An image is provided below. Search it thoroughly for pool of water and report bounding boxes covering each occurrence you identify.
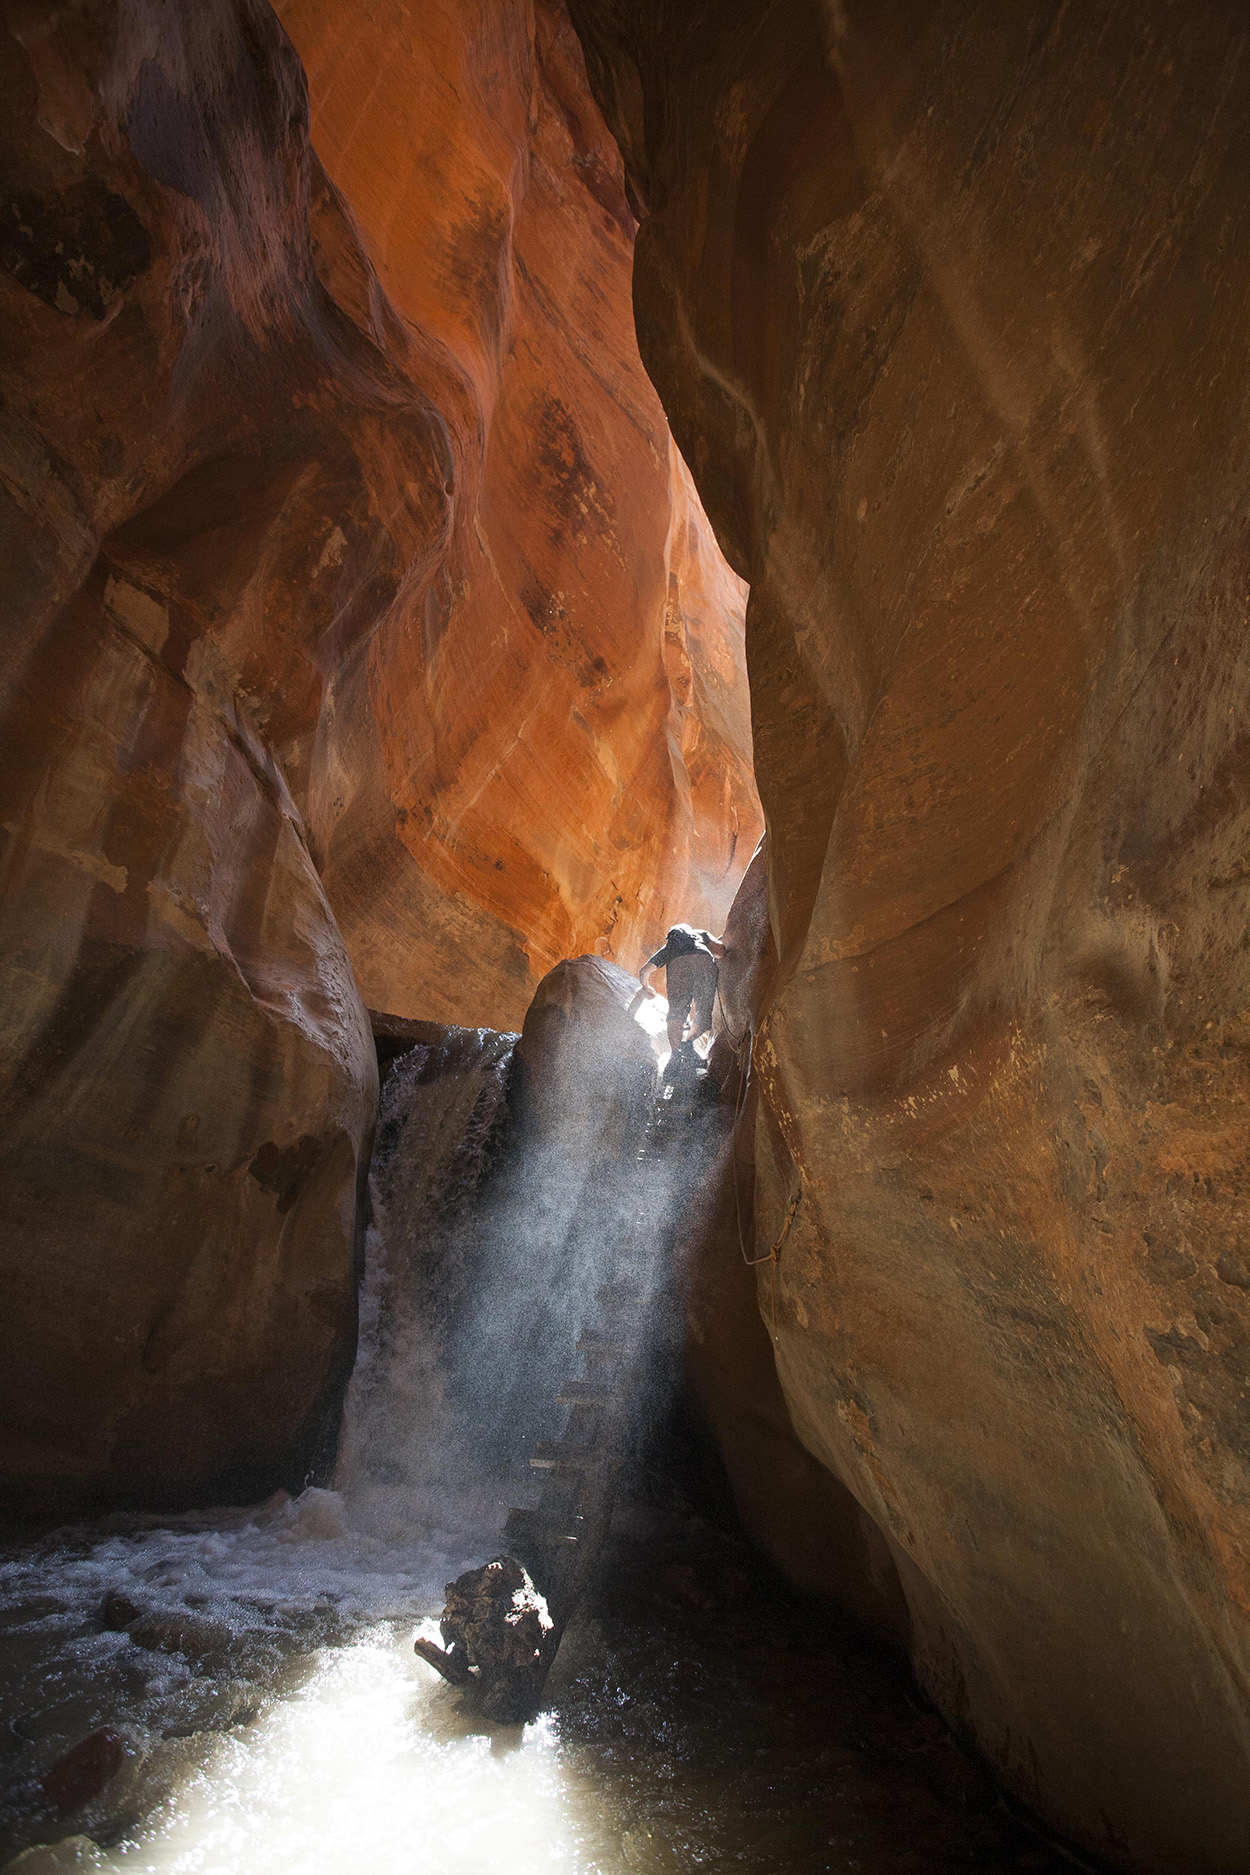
[0,1499,1072,1875]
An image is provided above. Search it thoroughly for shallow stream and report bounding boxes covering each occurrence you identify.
[0,1497,1072,1875]
[2,1021,1074,1874]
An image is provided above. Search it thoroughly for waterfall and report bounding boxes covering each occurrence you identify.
[0,985,743,1871]
[336,991,673,1569]
[334,1024,520,1552]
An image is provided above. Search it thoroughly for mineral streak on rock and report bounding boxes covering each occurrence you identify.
[567,0,1250,1865]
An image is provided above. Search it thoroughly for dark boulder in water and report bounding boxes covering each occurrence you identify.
[97,1592,143,1633]
[414,1557,555,1725]
[40,1731,129,1811]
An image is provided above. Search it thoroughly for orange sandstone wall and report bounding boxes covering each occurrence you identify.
[0,0,756,1511]
[568,0,1250,1866]
[275,0,759,1029]
[0,0,387,1512]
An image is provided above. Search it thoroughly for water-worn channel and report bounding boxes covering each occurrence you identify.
[1,1498,1074,1875]
[1,1011,1074,1875]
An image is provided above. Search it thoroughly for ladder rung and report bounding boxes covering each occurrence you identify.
[577,1332,635,1355]
[557,1380,615,1406]
[504,1508,580,1548]
[530,1442,597,1466]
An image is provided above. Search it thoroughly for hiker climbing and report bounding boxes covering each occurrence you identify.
[633,922,726,1071]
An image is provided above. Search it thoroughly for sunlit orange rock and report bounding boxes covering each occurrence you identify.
[0,0,756,1512]
[0,0,393,1512]
[275,0,759,1028]
[569,0,1250,1863]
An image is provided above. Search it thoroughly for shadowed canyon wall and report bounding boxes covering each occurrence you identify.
[0,0,384,1515]
[0,0,756,1514]
[567,0,1250,1866]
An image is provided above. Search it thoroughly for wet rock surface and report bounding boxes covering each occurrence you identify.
[416,1556,555,1725]
[5,1840,106,1874]
[38,1735,128,1816]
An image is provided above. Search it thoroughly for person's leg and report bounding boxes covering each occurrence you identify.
[664,957,696,1052]
[690,959,718,1040]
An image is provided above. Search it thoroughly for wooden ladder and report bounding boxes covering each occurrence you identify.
[503,1104,675,1632]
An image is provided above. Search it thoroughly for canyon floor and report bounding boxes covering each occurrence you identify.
[0,1495,1075,1875]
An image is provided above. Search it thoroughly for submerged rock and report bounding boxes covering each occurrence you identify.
[2,1840,105,1874]
[127,1610,236,1667]
[39,1731,130,1811]
[415,1557,555,1724]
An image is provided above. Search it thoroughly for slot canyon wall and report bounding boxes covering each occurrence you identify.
[274,0,760,1026]
[565,0,1250,1866]
[0,0,757,1514]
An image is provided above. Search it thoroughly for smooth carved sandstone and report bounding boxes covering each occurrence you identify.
[568,0,1250,1866]
[0,0,387,1512]
[274,0,760,1028]
[0,0,756,1512]
[685,847,915,1646]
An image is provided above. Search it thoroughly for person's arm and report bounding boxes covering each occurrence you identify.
[631,948,667,1012]
[639,946,667,983]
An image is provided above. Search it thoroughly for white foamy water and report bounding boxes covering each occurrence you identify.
[0,1006,1072,1875]
[0,1017,672,1873]
[0,1485,484,1635]
[7,1625,635,1875]
[102,1639,596,1875]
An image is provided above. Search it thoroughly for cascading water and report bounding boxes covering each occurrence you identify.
[335,1025,523,1554]
[340,985,680,1565]
[0,984,1068,1875]
[0,984,705,1870]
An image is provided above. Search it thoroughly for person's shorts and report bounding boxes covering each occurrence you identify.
[665,953,718,1036]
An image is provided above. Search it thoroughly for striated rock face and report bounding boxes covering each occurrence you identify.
[0,0,755,1511]
[0,0,383,1512]
[569,0,1250,1865]
[274,0,759,1028]
[687,849,914,1642]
